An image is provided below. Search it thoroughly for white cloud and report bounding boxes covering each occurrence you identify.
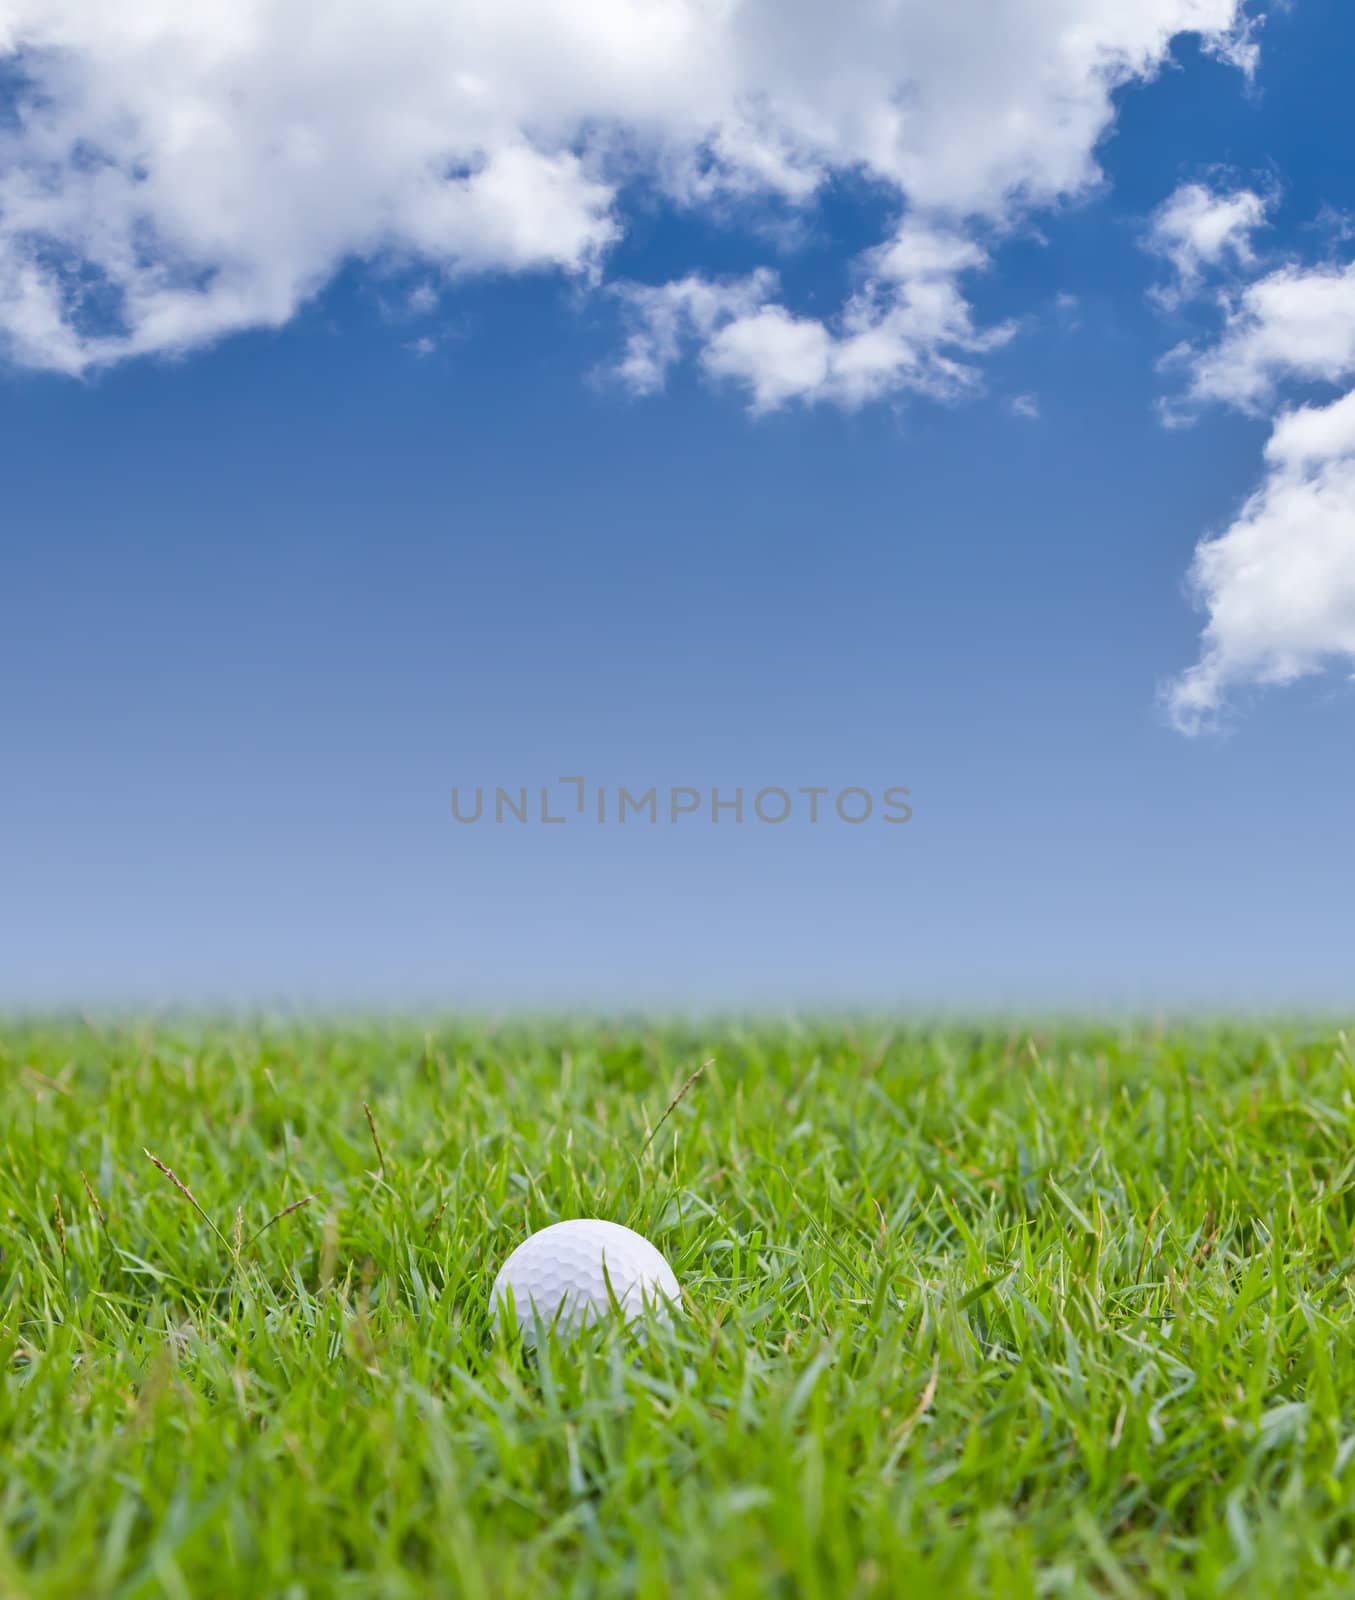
[613,220,1011,411]
[610,269,778,397]
[1147,180,1268,305]
[1167,389,1355,732]
[1167,260,1355,416]
[1009,392,1041,419]
[1201,6,1264,76]
[0,0,1250,377]
[702,305,832,412]
[1161,236,1355,732]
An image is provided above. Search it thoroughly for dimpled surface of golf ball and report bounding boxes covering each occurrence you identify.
[490,1219,680,1341]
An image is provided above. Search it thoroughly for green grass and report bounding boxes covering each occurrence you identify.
[4,1019,1355,1597]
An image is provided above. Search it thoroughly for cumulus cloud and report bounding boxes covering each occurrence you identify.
[1147,180,1269,305]
[0,0,1250,380]
[1167,389,1355,732]
[1166,260,1355,417]
[613,221,1010,411]
[1161,238,1355,732]
[610,270,779,398]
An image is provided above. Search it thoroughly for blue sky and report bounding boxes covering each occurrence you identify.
[3,0,1353,1008]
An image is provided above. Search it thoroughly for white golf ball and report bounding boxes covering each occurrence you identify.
[490,1218,681,1341]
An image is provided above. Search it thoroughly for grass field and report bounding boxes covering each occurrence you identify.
[4,1019,1355,1597]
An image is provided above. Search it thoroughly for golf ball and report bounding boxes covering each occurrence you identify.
[490,1218,681,1340]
